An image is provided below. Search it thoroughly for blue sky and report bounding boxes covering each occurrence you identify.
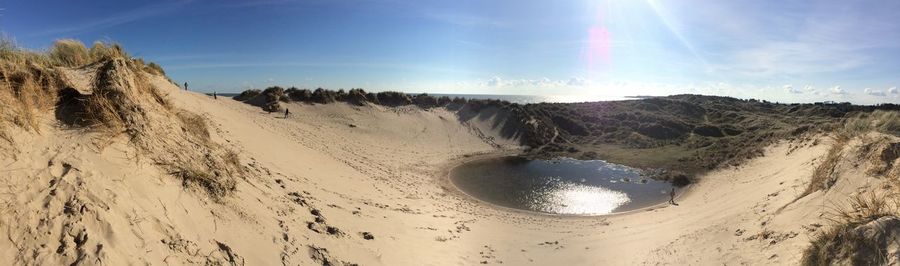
[2,0,900,104]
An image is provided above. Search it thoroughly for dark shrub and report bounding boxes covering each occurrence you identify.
[288,88,312,102]
[437,96,452,106]
[376,91,412,106]
[262,86,285,102]
[346,88,368,106]
[311,88,335,104]
[335,89,347,102]
[365,92,380,105]
[234,89,261,101]
[413,93,439,108]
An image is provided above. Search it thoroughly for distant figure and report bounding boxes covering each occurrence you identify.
[184,82,188,91]
[213,91,217,100]
[284,108,291,118]
[669,187,677,205]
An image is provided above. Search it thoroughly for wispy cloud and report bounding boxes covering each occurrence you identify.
[30,0,194,37]
[865,88,886,96]
[681,1,900,79]
[480,76,589,88]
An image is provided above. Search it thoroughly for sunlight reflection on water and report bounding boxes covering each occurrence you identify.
[529,182,630,214]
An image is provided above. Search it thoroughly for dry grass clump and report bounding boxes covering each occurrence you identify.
[0,60,65,133]
[47,39,130,68]
[80,58,153,133]
[801,192,900,266]
[146,62,166,76]
[85,58,241,200]
[2,38,129,68]
[1,38,51,66]
[0,37,160,138]
[170,161,237,201]
[176,110,210,141]
[88,41,128,61]
[48,39,91,67]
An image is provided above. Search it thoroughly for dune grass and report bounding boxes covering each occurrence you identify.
[798,136,849,198]
[797,110,900,198]
[1,36,242,200]
[842,110,900,137]
[801,192,899,266]
[48,39,91,67]
[0,37,164,136]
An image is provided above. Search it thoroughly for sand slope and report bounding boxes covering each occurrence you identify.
[0,74,889,265]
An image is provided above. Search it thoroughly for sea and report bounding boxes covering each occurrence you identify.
[211,92,649,104]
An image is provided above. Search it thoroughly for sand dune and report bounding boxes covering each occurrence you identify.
[1,66,896,265]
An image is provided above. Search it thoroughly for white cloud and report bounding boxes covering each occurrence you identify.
[829,86,845,95]
[889,87,898,94]
[783,84,801,94]
[865,88,886,96]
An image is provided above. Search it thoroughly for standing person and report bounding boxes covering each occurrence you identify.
[184,82,188,91]
[213,91,217,99]
[669,187,677,205]
[284,108,291,118]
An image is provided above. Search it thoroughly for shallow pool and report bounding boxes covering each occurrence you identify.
[450,157,674,215]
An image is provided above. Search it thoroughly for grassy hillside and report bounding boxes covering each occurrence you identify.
[235,87,900,183]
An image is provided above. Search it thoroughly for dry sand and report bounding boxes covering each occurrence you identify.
[0,74,889,265]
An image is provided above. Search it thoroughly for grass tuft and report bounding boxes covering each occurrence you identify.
[170,163,236,202]
[48,39,91,67]
[801,192,899,266]
[176,110,210,142]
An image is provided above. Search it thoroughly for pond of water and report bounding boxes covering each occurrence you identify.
[450,157,674,215]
